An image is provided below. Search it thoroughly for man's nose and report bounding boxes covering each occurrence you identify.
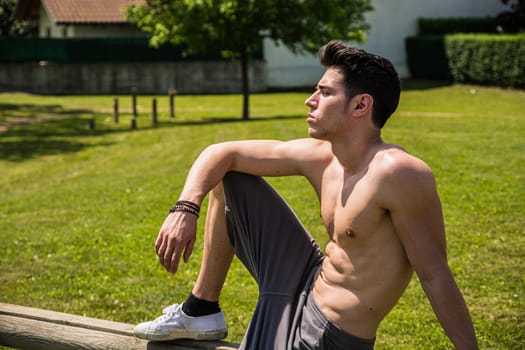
[305,92,318,108]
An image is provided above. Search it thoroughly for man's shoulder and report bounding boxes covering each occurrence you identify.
[376,144,432,174]
[373,145,435,188]
[373,146,439,210]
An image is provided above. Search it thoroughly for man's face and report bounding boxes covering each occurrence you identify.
[305,68,352,140]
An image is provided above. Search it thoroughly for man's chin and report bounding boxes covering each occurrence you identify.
[308,129,324,140]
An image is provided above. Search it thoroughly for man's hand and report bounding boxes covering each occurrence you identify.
[155,212,197,274]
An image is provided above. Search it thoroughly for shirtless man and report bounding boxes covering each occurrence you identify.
[134,40,478,349]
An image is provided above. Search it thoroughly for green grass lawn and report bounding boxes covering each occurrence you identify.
[1,83,524,349]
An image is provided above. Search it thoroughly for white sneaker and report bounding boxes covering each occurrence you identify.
[134,303,228,341]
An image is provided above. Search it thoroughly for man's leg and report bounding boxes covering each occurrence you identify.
[221,172,324,350]
[190,182,234,302]
[133,184,232,341]
[135,172,322,344]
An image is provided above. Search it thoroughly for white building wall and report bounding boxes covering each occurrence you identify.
[38,5,146,38]
[265,0,508,88]
[39,6,62,37]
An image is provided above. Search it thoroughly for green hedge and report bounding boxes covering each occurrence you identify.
[445,34,525,87]
[406,17,524,84]
[0,38,257,63]
[418,17,519,36]
[405,36,452,80]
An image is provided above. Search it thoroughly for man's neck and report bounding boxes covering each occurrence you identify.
[330,131,384,174]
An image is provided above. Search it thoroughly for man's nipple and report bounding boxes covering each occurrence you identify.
[345,228,356,238]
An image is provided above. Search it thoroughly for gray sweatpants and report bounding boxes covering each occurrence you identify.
[222,172,376,350]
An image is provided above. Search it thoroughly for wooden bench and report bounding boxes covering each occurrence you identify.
[0,303,239,350]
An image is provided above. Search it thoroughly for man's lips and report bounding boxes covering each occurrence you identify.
[307,112,316,122]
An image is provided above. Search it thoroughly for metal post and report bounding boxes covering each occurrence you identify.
[131,86,137,117]
[113,98,119,123]
[168,88,177,118]
[152,98,158,125]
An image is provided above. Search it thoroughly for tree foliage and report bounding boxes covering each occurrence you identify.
[0,0,37,37]
[127,0,372,119]
[498,0,525,31]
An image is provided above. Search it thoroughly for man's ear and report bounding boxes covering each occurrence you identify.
[351,94,374,118]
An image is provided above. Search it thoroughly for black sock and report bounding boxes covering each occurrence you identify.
[182,293,221,317]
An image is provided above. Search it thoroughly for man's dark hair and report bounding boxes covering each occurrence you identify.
[319,40,401,128]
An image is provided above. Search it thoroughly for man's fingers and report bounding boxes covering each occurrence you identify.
[155,234,163,252]
[155,213,198,273]
[168,250,181,274]
[183,239,195,263]
[156,235,167,265]
[164,240,183,274]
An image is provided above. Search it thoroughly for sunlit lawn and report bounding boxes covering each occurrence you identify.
[1,83,524,349]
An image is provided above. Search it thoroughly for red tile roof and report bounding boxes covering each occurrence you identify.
[13,0,145,24]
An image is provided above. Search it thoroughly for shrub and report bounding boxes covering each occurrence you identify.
[418,17,518,35]
[406,17,524,82]
[445,33,525,87]
[405,36,452,80]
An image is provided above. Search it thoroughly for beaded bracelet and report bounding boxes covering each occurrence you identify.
[169,200,200,218]
[176,200,200,212]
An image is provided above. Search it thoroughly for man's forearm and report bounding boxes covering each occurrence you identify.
[421,272,478,349]
[178,144,234,205]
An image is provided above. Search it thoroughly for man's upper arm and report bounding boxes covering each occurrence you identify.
[180,138,329,204]
[383,156,479,349]
[226,138,330,178]
[383,158,448,280]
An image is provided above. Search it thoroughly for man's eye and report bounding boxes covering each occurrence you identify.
[320,90,329,96]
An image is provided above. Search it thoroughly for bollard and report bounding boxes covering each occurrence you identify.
[113,98,119,123]
[168,88,177,118]
[88,117,95,130]
[131,86,137,117]
[152,98,158,125]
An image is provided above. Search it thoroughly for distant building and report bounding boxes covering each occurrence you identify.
[264,0,507,87]
[12,0,145,38]
[8,0,507,93]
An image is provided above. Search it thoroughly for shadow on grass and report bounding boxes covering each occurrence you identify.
[0,102,93,122]
[0,117,111,161]
[0,103,104,161]
[170,113,304,126]
[0,139,89,161]
[0,105,304,161]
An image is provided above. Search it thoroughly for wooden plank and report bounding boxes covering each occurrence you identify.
[0,303,135,337]
[0,303,239,350]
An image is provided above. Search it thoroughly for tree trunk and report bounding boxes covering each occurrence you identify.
[240,48,250,120]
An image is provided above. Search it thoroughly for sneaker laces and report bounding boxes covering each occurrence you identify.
[162,303,182,315]
[149,304,183,325]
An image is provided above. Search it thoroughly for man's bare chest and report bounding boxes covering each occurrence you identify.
[320,172,386,240]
